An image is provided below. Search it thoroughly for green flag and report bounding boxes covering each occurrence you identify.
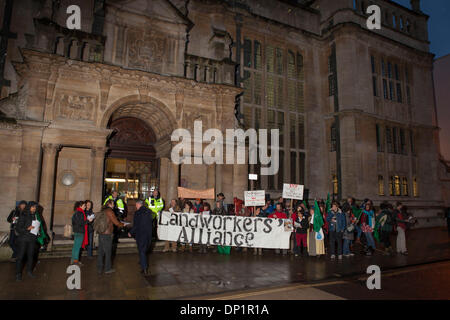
[352,206,362,220]
[36,212,48,246]
[302,200,309,210]
[313,200,324,233]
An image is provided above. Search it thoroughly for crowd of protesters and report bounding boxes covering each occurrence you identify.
[157,194,419,260]
[8,190,444,281]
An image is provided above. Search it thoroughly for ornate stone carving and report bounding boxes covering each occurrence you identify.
[126,29,166,73]
[54,91,97,121]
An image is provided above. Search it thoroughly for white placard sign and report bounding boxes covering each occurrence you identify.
[244,190,266,207]
[157,211,291,249]
[248,174,258,180]
[282,184,304,200]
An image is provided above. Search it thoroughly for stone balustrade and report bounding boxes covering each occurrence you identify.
[184,54,236,86]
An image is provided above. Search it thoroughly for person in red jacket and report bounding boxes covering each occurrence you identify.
[269,203,288,255]
[268,203,288,219]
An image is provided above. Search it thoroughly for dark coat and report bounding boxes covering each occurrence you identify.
[72,209,87,234]
[130,206,153,242]
[15,210,38,242]
[7,208,23,230]
[85,208,94,233]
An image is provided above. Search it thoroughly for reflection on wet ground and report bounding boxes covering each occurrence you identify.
[0,227,448,300]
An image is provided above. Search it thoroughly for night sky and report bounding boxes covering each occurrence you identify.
[392,0,450,58]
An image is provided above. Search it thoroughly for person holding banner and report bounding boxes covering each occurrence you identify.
[199,203,212,254]
[292,206,309,257]
[269,203,288,255]
[252,206,270,256]
[163,199,180,253]
[327,201,346,260]
[180,201,194,253]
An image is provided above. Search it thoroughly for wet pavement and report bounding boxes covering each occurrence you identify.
[0,227,449,300]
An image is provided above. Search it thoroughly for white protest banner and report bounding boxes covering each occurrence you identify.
[157,211,291,249]
[244,190,266,207]
[282,183,304,200]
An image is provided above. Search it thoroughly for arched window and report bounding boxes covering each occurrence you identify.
[378,175,384,196]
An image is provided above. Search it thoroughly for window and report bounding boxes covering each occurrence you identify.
[329,75,336,96]
[266,45,274,73]
[331,124,337,152]
[290,116,296,149]
[388,62,392,78]
[394,176,401,196]
[389,81,394,100]
[383,79,388,99]
[410,130,415,155]
[243,39,252,68]
[394,64,399,80]
[376,124,383,152]
[297,53,304,80]
[298,115,305,149]
[389,176,394,196]
[378,175,384,195]
[381,59,385,76]
[400,128,406,154]
[373,76,378,97]
[392,127,398,153]
[402,177,408,196]
[371,56,376,73]
[386,127,393,153]
[397,83,402,103]
[299,152,305,185]
[275,48,283,75]
[254,40,262,69]
[290,151,297,183]
[413,177,418,197]
[332,174,338,195]
[243,70,252,103]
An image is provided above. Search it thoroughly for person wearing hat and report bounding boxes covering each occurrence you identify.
[145,187,164,241]
[15,201,40,281]
[7,200,27,261]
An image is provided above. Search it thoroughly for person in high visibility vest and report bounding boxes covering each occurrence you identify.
[145,187,164,219]
[103,190,125,219]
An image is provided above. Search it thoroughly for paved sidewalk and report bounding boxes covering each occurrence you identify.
[0,227,448,300]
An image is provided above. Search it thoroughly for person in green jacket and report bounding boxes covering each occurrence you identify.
[103,191,125,219]
[376,202,394,255]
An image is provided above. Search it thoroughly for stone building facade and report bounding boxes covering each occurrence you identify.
[0,0,445,241]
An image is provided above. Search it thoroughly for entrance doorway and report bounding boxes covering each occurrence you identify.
[105,117,159,221]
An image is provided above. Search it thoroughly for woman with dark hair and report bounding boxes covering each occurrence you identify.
[361,200,376,255]
[180,200,194,253]
[84,200,95,258]
[15,201,39,281]
[199,202,212,253]
[71,201,88,265]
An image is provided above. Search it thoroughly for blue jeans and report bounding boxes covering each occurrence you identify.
[343,239,351,255]
[355,225,362,239]
[86,230,94,257]
[71,233,84,263]
[364,231,376,249]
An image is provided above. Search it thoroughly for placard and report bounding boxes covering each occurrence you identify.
[158,211,291,249]
[244,190,266,207]
[282,183,304,200]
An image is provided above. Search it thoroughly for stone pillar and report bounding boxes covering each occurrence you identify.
[167,160,179,203]
[39,143,60,250]
[90,147,106,210]
[207,164,215,189]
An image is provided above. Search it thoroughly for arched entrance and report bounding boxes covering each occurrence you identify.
[105,117,159,202]
[102,95,178,221]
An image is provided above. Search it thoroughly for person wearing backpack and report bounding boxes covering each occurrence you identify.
[95,199,125,274]
[377,202,394,255]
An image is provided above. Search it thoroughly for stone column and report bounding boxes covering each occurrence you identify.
[90,147,106,210]
[39,143,60,250]
[167,160,179,203]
